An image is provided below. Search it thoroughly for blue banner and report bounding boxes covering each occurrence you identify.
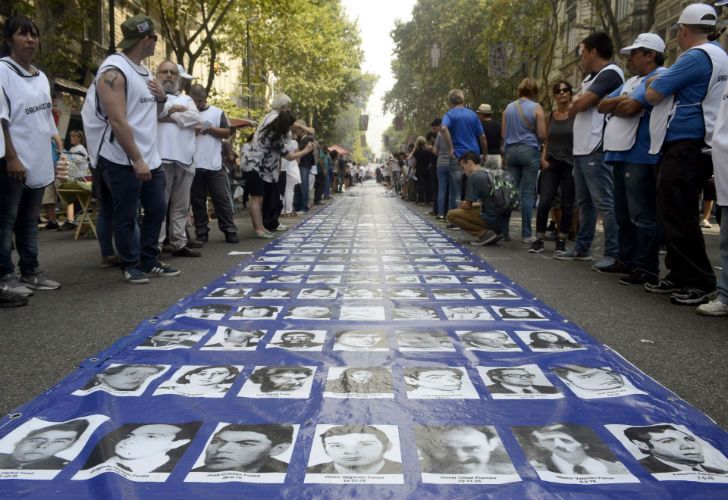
[1,188,727,499]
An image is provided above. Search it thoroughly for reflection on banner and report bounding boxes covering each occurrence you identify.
[1,185,728,498]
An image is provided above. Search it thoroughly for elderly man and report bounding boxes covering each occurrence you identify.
[416,425,515,474]
[0,420,89,470]
[189,84,237,244]
[307,425,402,474]
[193,424,293,473]
[155,61,200,257]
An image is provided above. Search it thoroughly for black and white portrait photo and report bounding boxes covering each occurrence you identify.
[230,306,282,321]
[442,306,494,321]
[153,365,242,398]
[347,275,380,285]
[204,288,251,300]
[551,365,646,399]
[185,423,298,483]
[396,330,455,351]
[343,288,383,300]
[388,288,427,300]
[267,274,303,283]
[464,275,500,285]
[457,331,521,352]
[0,416,108,480]
[304,424,404,484]
[73,364,169,396]
[478,365,563,400]
[313,264,344,272]
[324,367,394,398]
[298,287,338,300]
[423,275,460,284]
[249,288,292,299]
[238,366,316,399]
[606,424,728,482]
[256,256,286,263]
[226,275,264,284]
[74,422,201,481]
[333,330,389,351]
[284,306,333,320]
[432,289,475,300]
[512,424,636,485]
[174,304,231,321]
[515,330,585,352]
[493,306,547,321]
[385,275,420,285]
[279,264,311,272]
[392,305,439,321]
[418,264,449,272]
[339,306,386,321]
[474,288,520,300]
[403,366,479,399]
[266,330,326,351]
[308,275,342,284]
[136,329,207,350]
[243,264,277,272]
[202,327,265,350]
[415,425,519,484]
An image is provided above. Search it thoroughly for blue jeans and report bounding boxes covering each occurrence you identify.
[297,165,311,211]
[0,162,44,277]
[100,157,167,271]
[505,144,540,238]
[448,158,463,211]
[323,168,332,197]
[436,164,450,216]
[718,206,728,304]
[572,152,619,257]
[612,162,659,275]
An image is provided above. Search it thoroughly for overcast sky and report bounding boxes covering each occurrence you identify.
[341,0,416,159]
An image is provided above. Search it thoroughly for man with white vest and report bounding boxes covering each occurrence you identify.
[91,14,180,283]
[645,3,727,305]
[555,32,624,272]
[188,84,238,244]
[598,33,666,287]
[155,61,201,258]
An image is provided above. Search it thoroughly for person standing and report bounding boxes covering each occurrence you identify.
[555,32,624,271]
[502,78,547,243]
[599,33,666,285]
[529,81,575,255]
[189,84,238,244]
[0,16,62,298]
[477,104,502,169]
[645,3,728,305]
[155,61,201,258]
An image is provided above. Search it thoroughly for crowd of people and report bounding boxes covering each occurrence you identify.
[378,3,728,317]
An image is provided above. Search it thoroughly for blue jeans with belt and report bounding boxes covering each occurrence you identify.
[0,161,44,277]
[505,144,540,238]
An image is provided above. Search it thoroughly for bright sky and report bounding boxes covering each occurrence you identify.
[342,0,416,159]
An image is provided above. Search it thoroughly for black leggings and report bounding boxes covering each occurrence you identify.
[536,158,575,235]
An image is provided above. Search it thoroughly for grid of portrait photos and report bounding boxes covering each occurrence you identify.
[1,189,728,498]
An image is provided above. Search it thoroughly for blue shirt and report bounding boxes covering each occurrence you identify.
[650,44,717,143]
[442,107,484,158]
[503,98,541,151]
[605,67,664,165]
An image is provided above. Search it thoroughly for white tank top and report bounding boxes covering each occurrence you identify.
[0,84,7,158]
[157,93,196,166]
[603,75,645,152]
[97,53,160,169]
[194,105,224,170]
[0,57,56,189]
[573,63,624,156]
[710,72,728,205]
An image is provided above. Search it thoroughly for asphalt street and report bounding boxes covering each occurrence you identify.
[1,183,726,429]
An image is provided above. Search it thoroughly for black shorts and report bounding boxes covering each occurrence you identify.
[244,170,265,197]
[703,177,716,201]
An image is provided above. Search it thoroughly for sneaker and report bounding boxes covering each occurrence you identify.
[522,236,537,244]
[196,233,209,244]
[670,288,716,306]
[0,274,34,297]
[696,298,728,316]
[20,271,61,290]
[471,230,503,246]
[502,234,513,242]
[554,248,592,261]
[0,289,28,308]
[44,220,59,230]
[619,270,658,286]
[591,257,630,275]
[100,255,120,268]
[435,215,445,221]
[225,232,239,244]
[256,231,274,239]
[644,279,680,294]
[143,263,181,277]
[528,239,544,253]
[122,268,150,284]
[555,239,566,254]
[171,246,201,258]
[275,224,288,231]
[187,239,204,249]
[701,219,712,229]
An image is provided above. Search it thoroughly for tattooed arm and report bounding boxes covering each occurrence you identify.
[96,68,151,181]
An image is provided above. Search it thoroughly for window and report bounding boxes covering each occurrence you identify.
[615,0,632,21]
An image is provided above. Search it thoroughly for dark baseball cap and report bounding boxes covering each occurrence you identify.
[118,14,156,50]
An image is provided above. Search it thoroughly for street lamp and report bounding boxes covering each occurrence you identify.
[246,15,260,118]
[430,42,441,68]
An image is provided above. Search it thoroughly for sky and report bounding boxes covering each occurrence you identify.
[341,0,416,159]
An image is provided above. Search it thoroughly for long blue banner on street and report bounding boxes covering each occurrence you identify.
[1,185,727,499]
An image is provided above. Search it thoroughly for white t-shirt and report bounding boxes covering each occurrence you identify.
[158,93,198,168]
[194,105,224,171]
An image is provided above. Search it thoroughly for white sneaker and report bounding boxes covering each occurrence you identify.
[701,219,712,229]
[275,224,288,231]
[696,298,728,317]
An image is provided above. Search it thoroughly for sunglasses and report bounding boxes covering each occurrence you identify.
[554,88,571,95]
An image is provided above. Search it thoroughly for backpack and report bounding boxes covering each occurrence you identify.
[485,168,519,213]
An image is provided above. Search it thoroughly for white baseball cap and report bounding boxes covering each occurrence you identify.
[620,33,666,55]
[672,3,717,30]
[177,64,193,80]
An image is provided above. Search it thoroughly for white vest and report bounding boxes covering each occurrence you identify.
[157,93,196,166]
[96,54,160,169]
[603,75,645,152]
[573,63,624,156]
[711,80,728,205]
[649,42,728,155]
[194,105,224,170]
[0,57,55,189]
[0,84,7,158]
